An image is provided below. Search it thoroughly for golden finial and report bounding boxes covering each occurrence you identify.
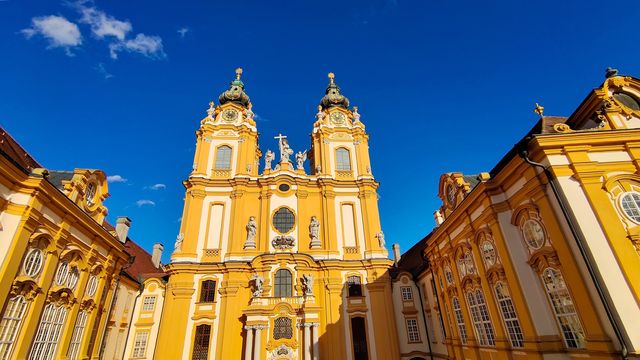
[235,67,243,80]
[328,72,335,84]
[534,103,544,119]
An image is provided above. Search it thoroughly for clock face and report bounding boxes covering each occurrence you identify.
[446,184,456,205]
[222,109,238,122]
[330,112,346,125]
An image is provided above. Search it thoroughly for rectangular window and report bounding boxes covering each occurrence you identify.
[494,283,524,348]
[29,303,68,360]
[192,324,211,360]
[132,331,149,358]
[347,276,363,297]
[541,268,585,349]
[336,148,351,171]
[466,290,496,346]
[142,296,156,312]
[452,297,468,344]
[66,311,88,360]
[214,146,232,170]
[200,280,216,303]
[406,318,421,343]
[400,287,413,301]
[0,296,29,360]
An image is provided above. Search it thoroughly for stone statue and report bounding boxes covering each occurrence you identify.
[352,106,361,123]
[280,139,293,164]
[302,274,314,296]
[315,165,322,174]
[250,274,264,297]
[174,233,184,252]
[295,150,307,170]
[376,231,385,247]
[244,216,257,249]
[264,150,275,170]
[244,102,254,120]
[309,216,320,248]
[207,101,215,117]
[315,105,325,122]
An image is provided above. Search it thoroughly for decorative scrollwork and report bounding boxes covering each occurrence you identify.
[272,235,295,250]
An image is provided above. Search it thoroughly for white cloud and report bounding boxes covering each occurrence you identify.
[106,174,127,183]
[95,62,113,79]
[78,4,131,40]
[21,15,82,56]
[109,33,165,60]
[177,27,189,38]
[149,183,166,190]
[136,199,155,207]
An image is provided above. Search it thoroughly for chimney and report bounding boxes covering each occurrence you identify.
[392,243,401,266]
[115,217,131,243]
[152,243,163,268]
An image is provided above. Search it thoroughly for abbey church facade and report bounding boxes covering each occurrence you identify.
[0,68,639,360]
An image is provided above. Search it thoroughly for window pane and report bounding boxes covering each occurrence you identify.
[274,270,292,297]
[273,317,293,340]
[215,146,232,170]
[0,296,29,360]
[192,324,211,360]
[620,192,640,222]
[348,276,362,297]
[272,208,295,234]
[200,281,216,303]
[336,148,351,171]
[541,268,585,348]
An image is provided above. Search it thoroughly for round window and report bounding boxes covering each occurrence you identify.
[522,219,545,249]
[278,184,290,192]
[272,207,295,234]
[86,182,97,206]
[23,248,44,278]
[481,241,497,266]
[55,261,69,285]
[613,92,640,111]
[86,275,98,297]
[620,192,640,223]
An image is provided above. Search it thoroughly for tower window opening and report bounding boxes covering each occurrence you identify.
[274,269,292,297]
[336,148,351,171]
[347,276,363,297]
[215,145,232,170]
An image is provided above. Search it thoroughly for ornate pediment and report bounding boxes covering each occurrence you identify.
[47,287,76,308]
[11,277,41,301]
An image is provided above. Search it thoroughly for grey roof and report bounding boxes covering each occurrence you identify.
[47,171,74,190]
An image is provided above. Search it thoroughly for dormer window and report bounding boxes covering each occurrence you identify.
[446,184,456,206]
[85,182,97,206]
[613,92,640,111]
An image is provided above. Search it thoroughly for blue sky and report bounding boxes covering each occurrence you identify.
[2,0,640,262]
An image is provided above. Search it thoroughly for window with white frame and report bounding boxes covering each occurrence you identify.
[466,289,496,346]
[67,266,80,290]
[401,286,413,301]
[29,303,68,360]
[66,311,88,360]
[451,297,468,344]
[494,282,524,348]
[142,296,156,312]
[406,318,421,343]
[541,268,585,349]
[23,248,44,278]
[335,148,351,171]
[619,192,640,222]
[55,261,69,285]
[522,219,545,250]
[444,265,454,285]
[214,146,232,170]
[85,275,98,297]
[131,331,149,358]
[0,296,29,360]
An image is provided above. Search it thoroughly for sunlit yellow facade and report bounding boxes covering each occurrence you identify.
[155,70,401,360]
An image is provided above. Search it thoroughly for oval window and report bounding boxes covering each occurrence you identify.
[613,92,640,111]
[522,219,545,249]
[23,248,44,278]
[272,207,295,234]
[278,184,290,192]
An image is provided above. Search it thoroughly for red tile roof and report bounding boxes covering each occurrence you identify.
[123,239,166,281]
[0,127,42,172]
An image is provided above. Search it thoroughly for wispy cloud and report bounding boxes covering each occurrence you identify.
[95,62,113,79]
[149,183,166,190]
[21,15,82,56]
[136,199,155,207]
[109,33,165,60]
[254,113,269,122]
[177,27,189,38]
[106,174,127,183]
[78,4,131,40]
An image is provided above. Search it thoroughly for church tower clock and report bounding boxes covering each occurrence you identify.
[156,70,399,360]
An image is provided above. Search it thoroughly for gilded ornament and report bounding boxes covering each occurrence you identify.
[330,112,347,125]
[222,109,238,122]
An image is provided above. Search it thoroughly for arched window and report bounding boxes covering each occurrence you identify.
[0,296,29,360]
[444,265,454,285]
[214,145,232,170]
[451,297,468,344]
[494,282,524,348]
[85,275,98,297]
[192,324,211,360]
[200,280,216,303]
[336,148,351,171]
[466,289,495,346]
[541,268,585,348]
[274,269,292,297]
[480,241,497,267]
[23,248,44,278]
[273,317,293,339]
[619,192,640,223]
[347,276,363,297]
[521,219,545,250]
[457,250,475,279]
[29,303,68,360]
[55,261,69,285]
[66,310,88,360]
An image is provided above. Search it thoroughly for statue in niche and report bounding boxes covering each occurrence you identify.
[302,274,314,296]
[244,216,257,249]
[174,233,184,252]
[309,216,321,248]
[250,274,264,297]
[295,150,307,170]
[352,106,361,124]
[264,150,275,170]
[376,231,385,247]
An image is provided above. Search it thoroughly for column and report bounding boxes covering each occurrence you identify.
[304,324,312,360]
[244,326,253,360]
[253,325,263,360]
[312,323,320,360]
